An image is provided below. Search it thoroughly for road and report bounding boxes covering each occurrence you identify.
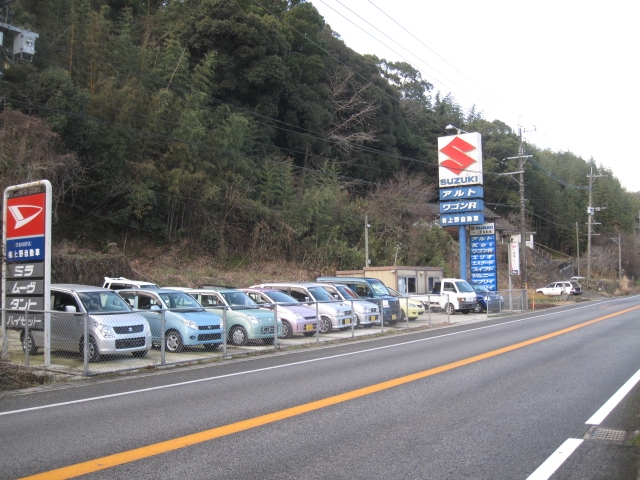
[1,296,640,479]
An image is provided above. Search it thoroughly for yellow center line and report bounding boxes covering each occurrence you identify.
[21,305,640,480]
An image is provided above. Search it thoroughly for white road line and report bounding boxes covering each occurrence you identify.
[586,367,640,425]
[528,366,640,479]
[0,298,628,417]
[527,438,583,480]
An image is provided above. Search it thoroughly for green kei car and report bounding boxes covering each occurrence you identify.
[180,287,283,346]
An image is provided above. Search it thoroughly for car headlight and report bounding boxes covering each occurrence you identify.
[93,320,114,338]
[144,323,151,335]
[294,313,303,321]
[247,315,260,324]
[180,317,198,330]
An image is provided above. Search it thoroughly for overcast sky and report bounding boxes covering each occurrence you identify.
[311,0,640,192]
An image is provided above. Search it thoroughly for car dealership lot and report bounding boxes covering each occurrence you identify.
[1,308,496,377]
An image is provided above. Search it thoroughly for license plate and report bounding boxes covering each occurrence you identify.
[370,316,378,321]
[345,318,351,325]
[305,324,314,331]
[391,314,397,320]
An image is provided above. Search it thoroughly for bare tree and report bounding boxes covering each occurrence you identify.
[327,68,379,155]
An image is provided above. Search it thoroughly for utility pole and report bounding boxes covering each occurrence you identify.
[576,222,580,276]
[364,212,369,270]
[504,150,532,289]
[586,167,603,280]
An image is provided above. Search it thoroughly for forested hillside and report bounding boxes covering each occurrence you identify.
[2,0,639,279]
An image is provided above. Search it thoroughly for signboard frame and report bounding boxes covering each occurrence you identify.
[2,180,52,364]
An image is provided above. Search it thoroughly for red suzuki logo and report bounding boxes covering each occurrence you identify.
[439,136,476,175]
[6,193,46,238]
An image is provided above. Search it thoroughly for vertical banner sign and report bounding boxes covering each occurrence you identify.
[469,223,497,290]
[437,132,485,281]
[509,242,520,275]
[2,180,52,364]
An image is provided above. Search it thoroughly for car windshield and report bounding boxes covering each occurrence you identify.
[159,291,201,309]
[262,290,299,304]
[222,291,258,307]
[369,280,390,295]
[307,286,336,302]
[77,291,132,313]
[335,285,359,300]
[454,281,475,293]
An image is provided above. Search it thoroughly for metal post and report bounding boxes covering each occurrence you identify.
[619,232,622,282]
[315,301,320,345]
[24,309,29,366]
[350,300,355,338]
[273,303,279,348]
[576,222,580,276]
[1,308,6,360]
[160,309,166,366]
[459,226,467,280]
[364,212,369,270]
[83,312,88,376]
[520,159,527,289]
[222,307,228,357]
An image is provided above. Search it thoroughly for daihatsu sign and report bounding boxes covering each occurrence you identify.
[2,180,52,363]
[438,132,483,187]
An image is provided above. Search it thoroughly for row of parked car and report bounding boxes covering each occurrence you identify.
[15,276,433,362]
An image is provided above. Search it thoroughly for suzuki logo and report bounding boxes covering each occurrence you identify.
[439,137,476,175]
[8,205,43,230]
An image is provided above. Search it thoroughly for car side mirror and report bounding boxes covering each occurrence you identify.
[64,305,77,313]
[150,305,161,311]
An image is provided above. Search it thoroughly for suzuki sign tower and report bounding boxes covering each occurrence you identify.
[437,133,484,281]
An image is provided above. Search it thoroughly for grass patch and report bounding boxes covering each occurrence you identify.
[0,362,55,391]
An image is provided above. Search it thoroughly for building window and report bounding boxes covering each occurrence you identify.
[398,276,417,294]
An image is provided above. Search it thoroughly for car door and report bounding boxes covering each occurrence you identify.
[50,291,82,352]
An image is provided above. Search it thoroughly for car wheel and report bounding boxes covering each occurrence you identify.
[203,343,219,351]
[280,320,293,339]
[229,325,248,346]
[473,302,483,313]
[80,335,101,363]
[461,309,470,314]
[165,330,184,353]
[445,303,455,315]
[132,349,148,358]
[399,310,406,322]
[20,331,38,355]
[319,316,332,334]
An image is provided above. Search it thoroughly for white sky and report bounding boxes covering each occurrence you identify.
[312,0,640,192]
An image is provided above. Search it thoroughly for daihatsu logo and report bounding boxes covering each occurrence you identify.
[8,205,43,230]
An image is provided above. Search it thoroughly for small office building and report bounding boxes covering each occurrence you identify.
[335,266,444,295]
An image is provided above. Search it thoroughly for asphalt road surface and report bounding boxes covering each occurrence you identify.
[2,296,640,479]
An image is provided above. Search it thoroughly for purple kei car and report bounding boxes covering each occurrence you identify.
[241,288,319,338]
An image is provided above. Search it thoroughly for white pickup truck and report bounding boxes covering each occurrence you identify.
[410,278,478,315]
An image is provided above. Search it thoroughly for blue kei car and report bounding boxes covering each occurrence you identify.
[470,284,505,313]
[117,289,224,352]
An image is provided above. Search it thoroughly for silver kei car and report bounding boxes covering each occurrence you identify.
[18,284,152,362]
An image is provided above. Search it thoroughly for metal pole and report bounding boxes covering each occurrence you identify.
[350,299,355,338]
[160,309,166,366]
[364,212,369,270]
[618,232,622,282]
[24,309,29,366]
[222,307,228,357]
[576,222,580,276]
[83,312,88,376]
[587,168,593,280]
[520,159,527,289]
[273,303,278,348]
